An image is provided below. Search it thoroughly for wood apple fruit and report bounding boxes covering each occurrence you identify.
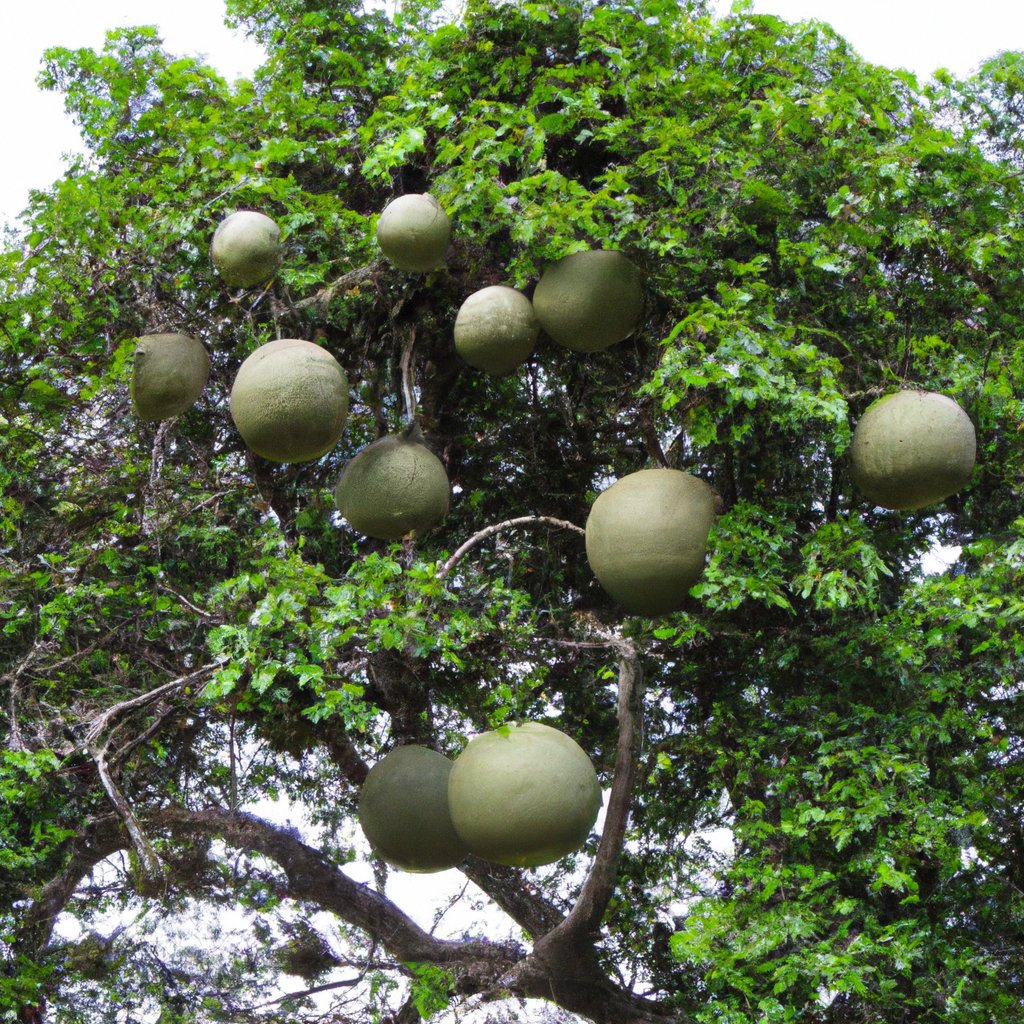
[230,339,348,463]
[532,249,643,353]
[453,285,539,375]
[334,424,450,540]
[130,332,210,421]
[585,468,717,615]
[850,390,976,510]
[359,745,469,873]
[211,210,282,288]
[376,193,451,272]
[447,722,602,867]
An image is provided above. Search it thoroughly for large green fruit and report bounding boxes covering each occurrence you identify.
[376,193,451,272]
[850,390,976,510]
[447,722,602,868]
[453,286,539,375]
[130,333,210,421]
[359,745,469,873]
[334,425,450,540]
[532,249,643,353]
[585,468,717,616]
[230,339,348,463]
[211,210,282,288]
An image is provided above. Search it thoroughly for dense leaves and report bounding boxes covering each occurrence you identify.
[2,2,1024,1022]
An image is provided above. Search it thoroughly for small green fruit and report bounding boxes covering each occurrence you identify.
[850,390,976,510]
[532,249,643,353]
[585,468,717,616]
[334,425,450,540]
[359,745,469,873]
[376,193,451,272]
[447,722,602,868]
[453,286,539,375]
[130,333,210,421]
[211,210,282,288]
[230,339,348,463]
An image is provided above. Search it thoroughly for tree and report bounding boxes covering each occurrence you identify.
[3,1,1024,1021]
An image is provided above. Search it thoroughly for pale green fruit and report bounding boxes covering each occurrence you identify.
[359,745,469,873]
[532,249,643,353]
[376,193,451,272]
[130,333,210,421]
[447,722,602,868]
[211,210,282,288]
[334,425,449,540]
[585,468,717,616]
[230,339,348,463]
[453,286,539,375]
[850,390,976,510]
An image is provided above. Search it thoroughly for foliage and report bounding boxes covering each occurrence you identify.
[2,2,1024,1023]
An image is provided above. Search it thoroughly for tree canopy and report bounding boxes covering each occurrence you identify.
[2,1,1024,1022]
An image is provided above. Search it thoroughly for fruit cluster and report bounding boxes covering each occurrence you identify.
[129,194,978,871]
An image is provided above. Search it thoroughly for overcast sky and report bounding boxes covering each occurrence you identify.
[2,0,1023,226]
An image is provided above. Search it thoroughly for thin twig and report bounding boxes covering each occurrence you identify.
[157,583,222,622]
[438,516,585,579]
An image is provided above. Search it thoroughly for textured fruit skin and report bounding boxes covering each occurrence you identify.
[447,722,602,868]
[230,339,349,463]
[586,468,717,616]
[850,390,976,510]
[532,249,643,353]
[453,286,540,375]
[334,429,450,540]
[359,746,469,873]
[211,210,282,288]
[130,333,210,421]
[376,193,451,272]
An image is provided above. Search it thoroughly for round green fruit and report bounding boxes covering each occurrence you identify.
[130,333,210,421]
[334,425,450,540]
[359,745,469,873]
[453,286,539,375]
[230,339,348,463]
[585,468,717,616]
[532,249,643,353]
[850,390,976,510]
[211,210,282,288]
[447,722,602,868]
[376,193,451,272]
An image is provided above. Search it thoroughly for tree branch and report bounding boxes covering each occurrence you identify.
[20,814,127,956]
[153,805,525,972]
[556,639,644,939]
[81,661,222,750]
[88,741,165,893]
[293,262,381,311]
[439,516,585,579]
[400,325,417,423]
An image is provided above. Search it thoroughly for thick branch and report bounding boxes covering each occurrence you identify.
[439,516,585,579]
[556,640,644,939]
[20,815,127,957]
[154,806,523,971]
[461,858,566,939]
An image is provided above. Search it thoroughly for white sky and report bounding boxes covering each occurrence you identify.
[2,0,1024,225]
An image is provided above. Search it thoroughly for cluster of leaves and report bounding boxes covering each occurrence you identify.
[2,1,1024,1022]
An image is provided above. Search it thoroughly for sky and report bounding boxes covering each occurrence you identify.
[1,0,1022,223]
